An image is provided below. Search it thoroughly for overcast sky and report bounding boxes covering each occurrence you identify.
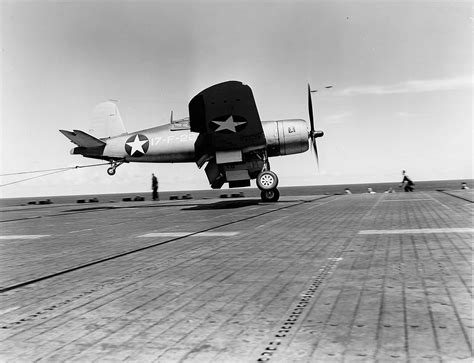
[1,0,472,198]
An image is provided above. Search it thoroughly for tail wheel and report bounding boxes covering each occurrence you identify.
[107,160,124,176]
[261,188,280,202]
[257,170,278,190]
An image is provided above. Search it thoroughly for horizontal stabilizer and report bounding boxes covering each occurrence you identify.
[60,129,106,148]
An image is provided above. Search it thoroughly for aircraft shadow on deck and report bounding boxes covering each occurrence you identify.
[182,199,261,210]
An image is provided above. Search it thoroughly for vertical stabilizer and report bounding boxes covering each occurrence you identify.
[88,101,127,138]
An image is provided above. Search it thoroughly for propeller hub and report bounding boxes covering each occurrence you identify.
[310,130,324,139]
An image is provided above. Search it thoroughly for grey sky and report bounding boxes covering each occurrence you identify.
[1,0,472,197]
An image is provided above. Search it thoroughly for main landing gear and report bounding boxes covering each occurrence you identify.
[257,170,280,202]
[256,153,280,202]
[107,160,124,176]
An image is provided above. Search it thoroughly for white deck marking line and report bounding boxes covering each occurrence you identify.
[0,235,50,240]
[138,232,239,238]
[359,228,474,235]
[382,199,432,202]
[194,232,239,237]
[0,306,20,315]
[424,192,452,210]
[138,232,187,237]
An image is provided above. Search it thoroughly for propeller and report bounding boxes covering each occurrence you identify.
[307,83,325,168]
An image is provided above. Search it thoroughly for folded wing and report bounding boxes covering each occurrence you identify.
[189,81,267,188]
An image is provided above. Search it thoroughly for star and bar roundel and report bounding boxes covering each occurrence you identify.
[209,115,247,133]
[125,134,149,157]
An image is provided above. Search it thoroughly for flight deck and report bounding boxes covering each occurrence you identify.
[0,191,472,362]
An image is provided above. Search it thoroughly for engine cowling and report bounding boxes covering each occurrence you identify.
[262,119,309,157]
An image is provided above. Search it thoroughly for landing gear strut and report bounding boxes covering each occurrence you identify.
[107,161,124,176]
[256,164,280,202]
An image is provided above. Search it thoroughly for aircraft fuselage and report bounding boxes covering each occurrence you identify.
[73,119,310,163]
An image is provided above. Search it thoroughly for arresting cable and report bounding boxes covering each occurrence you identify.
[0,162,110,187]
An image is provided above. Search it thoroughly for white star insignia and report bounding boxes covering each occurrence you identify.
[211,115,247,133]
[126,135,148,155]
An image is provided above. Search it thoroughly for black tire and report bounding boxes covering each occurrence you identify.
[107,167,116,176]
[261,188,280,202]
[257,171,279,190]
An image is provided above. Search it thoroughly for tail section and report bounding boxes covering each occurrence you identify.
[59,129,106,158]
[88,101,127,138]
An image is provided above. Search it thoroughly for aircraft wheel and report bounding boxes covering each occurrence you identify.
[257,170,278,190]
[261,188,280,202]
[107,167,116,176]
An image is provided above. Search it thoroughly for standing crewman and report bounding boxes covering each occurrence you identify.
[151,173,159,201]
[399,170,415,192]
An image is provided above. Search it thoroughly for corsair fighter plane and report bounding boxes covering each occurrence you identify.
[60,81,324,202]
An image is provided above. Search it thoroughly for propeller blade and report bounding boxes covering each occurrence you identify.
[312,137,319,170]
[308,83,323,170]
[308,83,315,134]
